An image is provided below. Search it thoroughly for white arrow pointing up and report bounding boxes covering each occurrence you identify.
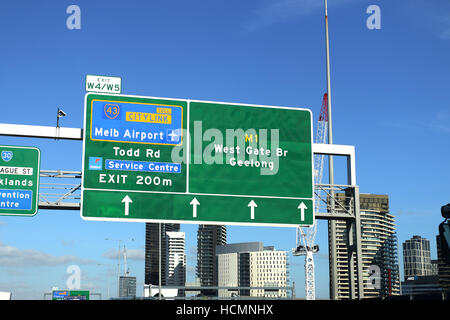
[248,200,258,220]
[122,195,132,216]
[298,202,307,221]
[190,198,200,218]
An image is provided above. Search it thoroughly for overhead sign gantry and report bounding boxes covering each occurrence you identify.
[81,93,314,227]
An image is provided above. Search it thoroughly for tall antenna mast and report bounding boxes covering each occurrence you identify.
[325,1,333,156]
[325,0,338,300]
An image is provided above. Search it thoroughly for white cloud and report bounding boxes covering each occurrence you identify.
[0,280,43,300]
[0,242,95,267]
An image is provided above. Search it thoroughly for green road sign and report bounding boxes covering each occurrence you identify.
[81,93,313,227]
[52,290,90,300]
[0,145,40,216]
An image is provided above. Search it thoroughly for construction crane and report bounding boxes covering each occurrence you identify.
[123,244,130,277]
[293,93,328,300]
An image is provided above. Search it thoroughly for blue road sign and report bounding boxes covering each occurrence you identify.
[52,290,69,299]
[90,99,183,146]
[0,189,32,210]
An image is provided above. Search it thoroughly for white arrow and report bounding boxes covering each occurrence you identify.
[248,200,258,220]
[298,202,308,221]
[190,198,200,218]
[122,195,132,216]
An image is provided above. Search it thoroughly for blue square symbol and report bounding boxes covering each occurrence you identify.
[89,157,102,170]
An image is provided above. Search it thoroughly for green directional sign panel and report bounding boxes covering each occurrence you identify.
[0,145,40,216]
[52,290,90,300]
[81,93,313,227]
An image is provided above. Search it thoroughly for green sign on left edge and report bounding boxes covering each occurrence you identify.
[0,145,40,216]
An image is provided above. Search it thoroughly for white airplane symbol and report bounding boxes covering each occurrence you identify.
[168,130,179,141]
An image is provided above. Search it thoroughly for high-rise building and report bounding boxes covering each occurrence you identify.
[119,276,136,298]
[196,225,227,295]
[216,242,288,298]
[436,234,450,296]
[329,194,400,299]
[144,223,180,285]
[403,235,432,279]
[401,275,443,297]
[165,231,186,287]
[431,259,439,276]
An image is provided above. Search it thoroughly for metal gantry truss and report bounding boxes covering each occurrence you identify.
[39,170,81,210]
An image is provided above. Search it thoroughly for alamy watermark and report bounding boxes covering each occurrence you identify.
[66,5,81,30]
[66,265,81,290]
[170,123,285,176]
[366,5,381,30]
[366,265,381,290]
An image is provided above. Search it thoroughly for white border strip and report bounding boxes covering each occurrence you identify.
[81,215,309,228]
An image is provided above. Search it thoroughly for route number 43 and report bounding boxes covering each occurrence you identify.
[104,104,120,119]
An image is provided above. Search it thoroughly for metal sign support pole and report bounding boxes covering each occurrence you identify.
[324,0,338,300]
[159,222,162,300]
[354,186,364,299]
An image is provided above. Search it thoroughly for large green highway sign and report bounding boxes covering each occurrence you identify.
[0,145,40,216]
[81,93,314,227]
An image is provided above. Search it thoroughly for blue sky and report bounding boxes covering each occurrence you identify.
[0,0,449,299]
